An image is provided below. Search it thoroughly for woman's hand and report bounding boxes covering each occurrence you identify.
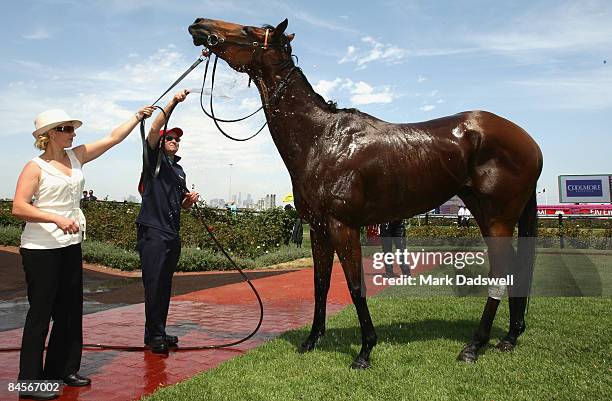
[54,215,80,234]
[135,106,156,121]
[74,104,157,165]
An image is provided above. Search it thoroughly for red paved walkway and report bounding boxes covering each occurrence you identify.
[0,261,430,400]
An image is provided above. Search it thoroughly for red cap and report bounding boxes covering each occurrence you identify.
[159,127,183,137]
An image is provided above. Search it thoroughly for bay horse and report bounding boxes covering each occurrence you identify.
[188,18,543,368]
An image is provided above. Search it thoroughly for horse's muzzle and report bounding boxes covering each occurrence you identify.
[188,20,208,46]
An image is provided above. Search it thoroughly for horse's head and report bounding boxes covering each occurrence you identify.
[188,18,295,74]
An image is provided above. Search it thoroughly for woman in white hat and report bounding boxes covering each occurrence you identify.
[11,105,154,399]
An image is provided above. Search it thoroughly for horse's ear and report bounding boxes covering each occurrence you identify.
[286,33,295,42]
[274,18,288,36]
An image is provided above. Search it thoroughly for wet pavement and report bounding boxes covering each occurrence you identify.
[0,264,358,400]
[0,246,428,400]
[0,246,290,332]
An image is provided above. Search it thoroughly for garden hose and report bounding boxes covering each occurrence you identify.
[0,55,265,353]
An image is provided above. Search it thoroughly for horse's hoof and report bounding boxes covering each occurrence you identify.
[457,346,478,363]
[351,356,370,370]
[298,342,314,353]
[298,338,317,354]
[496,340,515,352]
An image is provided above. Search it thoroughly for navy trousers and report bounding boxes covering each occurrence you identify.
[19,244,83,380]
[136,225,180,344]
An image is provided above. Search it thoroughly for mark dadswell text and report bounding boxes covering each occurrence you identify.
[373,274,514,287]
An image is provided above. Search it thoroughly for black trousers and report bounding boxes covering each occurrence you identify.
[136,225,180,344]
[381,236,410,275]
[19,244,83,380]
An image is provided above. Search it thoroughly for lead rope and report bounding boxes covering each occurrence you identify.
[198,55,299,141]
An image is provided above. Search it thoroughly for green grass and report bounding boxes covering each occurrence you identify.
[142,296,611,401]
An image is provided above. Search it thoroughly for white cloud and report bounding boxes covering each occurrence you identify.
[313,78,396,106]
[313,78,343,100]
[420,104,435,112]
[417,75,427,83]
[467,2,612,55]
[506,69,612,110]
[339,36,407,68]
[22,27,52,40]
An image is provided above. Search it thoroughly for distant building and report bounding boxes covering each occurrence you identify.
[209,198,226,209]
[256,198,265,211]
[243,193,254,209]
[264,194,276,210]
[438,195,463,214]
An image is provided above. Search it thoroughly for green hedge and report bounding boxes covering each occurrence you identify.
[0,225,21,247]
[0,201,295,258]
[403,224,610,249]
[0,225,311,272]
[81,201,296,258]
[0,202,22,228]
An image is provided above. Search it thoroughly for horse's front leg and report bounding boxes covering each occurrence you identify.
[299,227,334,353]
[328,217,377,369]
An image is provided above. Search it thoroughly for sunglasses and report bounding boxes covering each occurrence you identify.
[55,125,75,133]
[165,136,181,143]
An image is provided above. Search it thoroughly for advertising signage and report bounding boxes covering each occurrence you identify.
[559,175,612,203]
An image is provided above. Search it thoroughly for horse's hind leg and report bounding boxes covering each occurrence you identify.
[327,217,377,369]
[496,297,527,351]
[457,225,516,362]
[457,191,518,362]
[497,193,537,351]
[300,227,334,353]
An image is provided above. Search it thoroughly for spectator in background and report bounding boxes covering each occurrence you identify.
[87,190,97,201]
[82,191,88,201]
[291,218,303,248]
[463,208,471,228]
[457,206,465,227]
[379,220,410,277]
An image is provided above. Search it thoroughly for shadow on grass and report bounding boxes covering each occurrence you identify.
[278,318,507,360]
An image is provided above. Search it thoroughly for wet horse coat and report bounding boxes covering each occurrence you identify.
[188,18,543,368]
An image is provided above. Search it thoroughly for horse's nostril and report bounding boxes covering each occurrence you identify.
[194,18,203,23]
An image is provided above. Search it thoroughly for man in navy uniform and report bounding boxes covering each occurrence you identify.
[136,90,199,354]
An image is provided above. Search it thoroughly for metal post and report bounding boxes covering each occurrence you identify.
[558,213,564,249]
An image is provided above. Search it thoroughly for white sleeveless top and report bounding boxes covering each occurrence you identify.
[21,149,87,249]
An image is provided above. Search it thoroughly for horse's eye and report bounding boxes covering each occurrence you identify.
[241,27,250,36]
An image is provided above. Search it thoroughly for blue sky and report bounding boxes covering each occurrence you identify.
[0,0,610,204]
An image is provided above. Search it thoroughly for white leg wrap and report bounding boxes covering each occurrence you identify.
[488,284,506,300]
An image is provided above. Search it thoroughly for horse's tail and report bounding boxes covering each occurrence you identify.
[517,189,538,310]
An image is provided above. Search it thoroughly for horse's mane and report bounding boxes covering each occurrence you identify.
[290,63,360,115]
[262,24,359,115]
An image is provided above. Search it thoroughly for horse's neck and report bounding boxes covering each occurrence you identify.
[253,67,330,175]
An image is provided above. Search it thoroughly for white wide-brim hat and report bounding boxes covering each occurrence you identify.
[32,109,82,138]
